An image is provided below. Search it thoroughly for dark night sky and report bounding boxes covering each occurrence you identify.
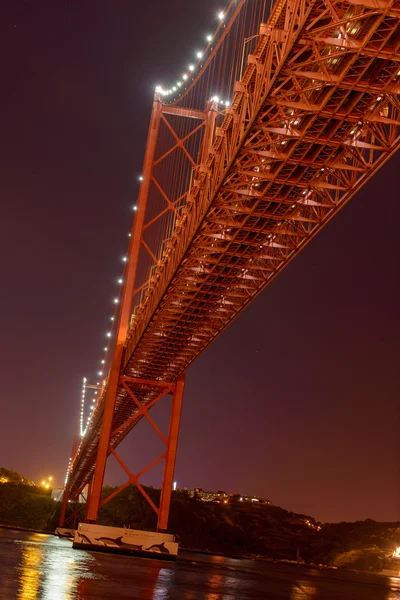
[1,1,399,524]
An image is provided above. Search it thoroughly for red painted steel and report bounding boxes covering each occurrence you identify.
[85,99,163,523]
[158,374,186,531]
[62,0,400,529]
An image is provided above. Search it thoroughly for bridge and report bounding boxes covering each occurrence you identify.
[60,0,400,533]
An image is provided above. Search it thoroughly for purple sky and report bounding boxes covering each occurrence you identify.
[1,0,399,523]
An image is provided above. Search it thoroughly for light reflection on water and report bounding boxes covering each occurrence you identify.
[17,542,42,599]
[1,530,400,599]
[15,533,98,599]
[385,577,400,600]
[153,567,175,599]
[291,578,317,599]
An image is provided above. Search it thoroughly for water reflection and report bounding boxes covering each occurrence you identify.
[152,566,175,599]
[291,578,317,599]
[42,538,77,599]
[16,534,98,599]
[385,576,400,600]
[206,573,224,600]
[205,571,246,599]
[3,531,400,600]
[17,542,43,600]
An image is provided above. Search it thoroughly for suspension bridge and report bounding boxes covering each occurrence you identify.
[60,0,400,544]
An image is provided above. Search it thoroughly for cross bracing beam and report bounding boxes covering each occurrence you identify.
[67,0,400,495]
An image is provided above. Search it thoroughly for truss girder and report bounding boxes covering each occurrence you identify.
[67,0,400,493]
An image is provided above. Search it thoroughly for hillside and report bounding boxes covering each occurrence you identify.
[0,482,56,531]
[98,486,400,571]
[0,467,35,486]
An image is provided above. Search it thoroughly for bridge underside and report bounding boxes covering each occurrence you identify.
[67,0,400,499]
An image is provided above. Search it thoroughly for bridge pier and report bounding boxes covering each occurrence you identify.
[157,374,185,531]
[84,373,186,532]
[62,374,185,559]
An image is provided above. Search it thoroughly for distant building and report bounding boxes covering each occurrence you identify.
[187,488,271,505]
[189,488,229,503]
[239,495,271,505]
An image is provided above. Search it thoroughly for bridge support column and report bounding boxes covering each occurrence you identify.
[82,374,186,534]
[85,97,162,524]
[59,485,69,528]
[84,477,94,522]
[158,373,186,532]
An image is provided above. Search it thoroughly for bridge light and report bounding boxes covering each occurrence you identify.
[196,51,203,59]
[206,34,212,42]
[188,64,194,71]
[182,73,188,80]
[218,11,224,20]
[122,256,127,262]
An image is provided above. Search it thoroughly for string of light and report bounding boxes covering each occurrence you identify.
[78,242,131,439]
[155,6,230,101]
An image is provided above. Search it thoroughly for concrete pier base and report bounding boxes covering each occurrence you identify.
[72,523,178,560]
[55,527,74,539]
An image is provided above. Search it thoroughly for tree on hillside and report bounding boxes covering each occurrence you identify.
[0,467,35,486]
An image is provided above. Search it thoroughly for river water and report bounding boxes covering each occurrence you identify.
[1,529,399,599]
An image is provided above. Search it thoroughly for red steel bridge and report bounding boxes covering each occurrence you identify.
[60,0,400,531]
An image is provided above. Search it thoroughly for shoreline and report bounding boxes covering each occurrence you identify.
[0,523,53,535]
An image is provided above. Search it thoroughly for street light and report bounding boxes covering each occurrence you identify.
[40,476,53,489]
